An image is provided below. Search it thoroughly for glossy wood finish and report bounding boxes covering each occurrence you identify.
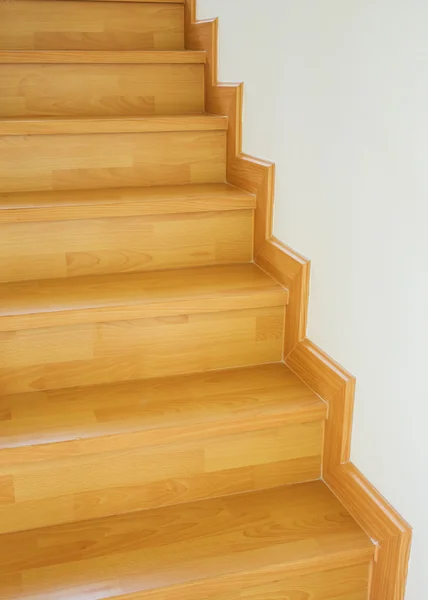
[0,183,255,223]
[184,2,310,356]
[0,364,325,461]
[0,50,206,64]
[0,209,253,282]
[0,115,227,135]
[0,64,204,117]
[287,339,412,600]
[0,130,226,192]
[0,365,325,531]
[0,1,184,51]
[0,264,287,331]
[0,305,285,394]
[0,482,374,599]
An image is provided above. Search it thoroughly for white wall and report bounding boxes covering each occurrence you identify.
[197,1,428,597]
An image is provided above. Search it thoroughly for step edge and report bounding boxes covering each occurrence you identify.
[0,114,228,136]
[0,400,327,466]
[110,546,374,600]
[0,50,205,64]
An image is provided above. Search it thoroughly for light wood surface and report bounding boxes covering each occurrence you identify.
[0,264,287,331]
[0,366,324,530]
[0,63,204,117]
[0,130,226,192]
[0,305,285,394]
[0,482,373,599]
[0,50,206,64]
[0,115,227,135]
[0,363,326,463]
[0,1,184,51]
[0,183,255,223]
[0,209,253,282]
[286,339,412,600]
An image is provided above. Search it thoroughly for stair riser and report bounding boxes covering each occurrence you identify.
[0,421,322,533]
[0,210,253,282]
[0,1,184,51]
[0,131,226,193]
[0,64,204,117]
[0,306,285,394]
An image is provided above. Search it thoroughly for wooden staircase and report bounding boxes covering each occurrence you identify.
[0,1,409,599]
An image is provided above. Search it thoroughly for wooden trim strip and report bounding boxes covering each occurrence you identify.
[0,115,227,136]
[286,339,412,600]
[186,2,412,597]
[0,51,205,64]
[184,1,310,356]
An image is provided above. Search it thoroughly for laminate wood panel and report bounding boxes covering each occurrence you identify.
[0,50,206,64]
[0,130,226,192]
[0,1,184,51]
[0,64,204,117]
[0,183,256,224]
[0,115,227,135]
[0,264,287,331]
[0,422,323,532]
[0,210,253,282]
[0,306,285,394]
[0,483,374,599]
[0,363,326,463]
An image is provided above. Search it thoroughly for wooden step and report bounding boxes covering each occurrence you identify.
[0,129,226,193]
[0,265,287,393]
[0,482,374,599]
[0,63,205,117]
[0,364,326,531]
[0,50,206,64]
[0,1,185,51]
[0,184,255,282]
[0,184,256,223]
[0,264,288,331]
[0,115,227,136]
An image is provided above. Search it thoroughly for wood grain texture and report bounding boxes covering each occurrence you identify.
[0,130,226,192]
[0,363,326,463]
[0,183,256,223]
[0,209,253,282]
[184,1,309,356]
[0,50,206,64]
[0,63,204,117]
[0,264,287,331]
[286,339,412,600]
[0,305,286,394]
[0,421,323,531]
[0,482,373,599]
[0,1,184,51]
[0,115,227,135]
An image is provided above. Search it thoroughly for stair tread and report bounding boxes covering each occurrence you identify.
[0,363,326,458]
[0,183,255,223]
[0,264,289,331]
[0,114,227,135]
[0,482,373,600]
[0,50,204,64]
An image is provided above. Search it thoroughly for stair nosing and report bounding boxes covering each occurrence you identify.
[0,50,205,64]
[0,114,227,136]
[0,184,256,223]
